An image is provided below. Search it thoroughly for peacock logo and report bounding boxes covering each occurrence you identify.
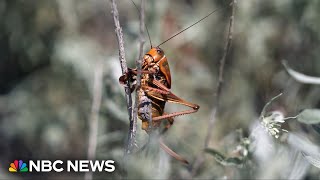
[9,160,28,172]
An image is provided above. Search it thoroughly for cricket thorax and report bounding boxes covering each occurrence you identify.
[141,53,170,88]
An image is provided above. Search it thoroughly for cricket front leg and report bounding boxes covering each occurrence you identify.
[119,68,155,84]
[119,68,158,92]
[119,68,156,82]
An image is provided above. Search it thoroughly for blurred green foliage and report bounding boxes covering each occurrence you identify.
[0,0,319,179]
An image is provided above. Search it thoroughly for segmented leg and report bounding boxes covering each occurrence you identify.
[159,138,189,164]
[142,80,199,122]
[159,116,189,164]
[142,86,170,95]
[161,117,174,135]
[139,116,188,164]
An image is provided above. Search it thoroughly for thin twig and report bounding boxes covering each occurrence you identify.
[205,0,235,148]
[85,61,104,180]
[132,0,146,151]
[110,0,135,154]
[191,0,236,176]
[260,93,283,118]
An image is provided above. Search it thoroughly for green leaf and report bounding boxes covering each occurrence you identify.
[301,152,320,169]
[312,124,320,134]
[282,60,320,85]
[297,109,320,124]
[205,148,244,166]
[205,148,226,163]
[225,157,245,166]
[287,133,320,156]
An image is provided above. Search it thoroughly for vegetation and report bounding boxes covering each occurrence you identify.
[0,0,319,179]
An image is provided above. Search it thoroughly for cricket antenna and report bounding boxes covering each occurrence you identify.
[157,3,230,47]
[130,0,153,48]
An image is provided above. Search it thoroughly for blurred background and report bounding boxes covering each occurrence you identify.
[0,0,319,179]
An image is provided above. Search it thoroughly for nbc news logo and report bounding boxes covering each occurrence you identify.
[9,159,115,173]
[9,160,28,172]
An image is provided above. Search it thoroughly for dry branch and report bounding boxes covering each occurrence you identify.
[85,61,104,180]
[204,0,235,148]
[132,0,146,152]
[110,0,135,154]
[191,0,236,176]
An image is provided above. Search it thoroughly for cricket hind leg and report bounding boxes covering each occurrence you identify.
[135,118,189,165]
[161,117,174,135]
[138,117,189,165]
[137,114,173,153]
[143,79,199,122]
[148,89,199,122]
[159,138,189,165]
[159,116,189,164]
[136,130,161,158]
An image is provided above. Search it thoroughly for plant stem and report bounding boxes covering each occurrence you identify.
[110,0,135,155]
[85,61,104,180]
[191,0,236,176]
